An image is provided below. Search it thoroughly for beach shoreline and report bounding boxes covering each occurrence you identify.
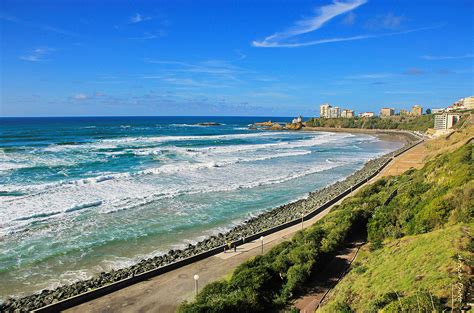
[0,130,421,312]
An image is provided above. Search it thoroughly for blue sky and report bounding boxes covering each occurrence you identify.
[1,0,473,117]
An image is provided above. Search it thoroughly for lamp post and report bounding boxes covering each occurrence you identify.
[194,274,199,296]
[301,213,304,230]
[260,236,264,254]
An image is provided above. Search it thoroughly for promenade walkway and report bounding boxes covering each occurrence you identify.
[293,140,429,312]
[66,141,428,313]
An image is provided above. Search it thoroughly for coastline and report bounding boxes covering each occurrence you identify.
[0,131,421,312]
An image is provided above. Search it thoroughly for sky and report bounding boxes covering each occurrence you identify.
[0,0,473,117]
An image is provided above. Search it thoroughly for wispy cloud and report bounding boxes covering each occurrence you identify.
[19,47,55,62]
[129,31,166,40]
[421,54,474,61]
[73,93,89,100]
[254,24,442,48]
[365,13,404,30]
[253,0,441,48]
[345,72,394,79]
[1,13,75,36]
[71,92,105,100]
[0,12,19,22]
[130,13,152,24]
[253,0,367,47]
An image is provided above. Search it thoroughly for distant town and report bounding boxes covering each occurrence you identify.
[252,96,473,133]
[316,96,473,131]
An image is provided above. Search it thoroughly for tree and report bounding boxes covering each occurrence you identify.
[426,108,431,115]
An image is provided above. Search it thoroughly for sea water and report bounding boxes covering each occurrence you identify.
[0,116,402,299]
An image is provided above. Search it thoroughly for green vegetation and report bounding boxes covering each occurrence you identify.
[320,224,471,312]
[178,143,473,312]
[305,115,434,131]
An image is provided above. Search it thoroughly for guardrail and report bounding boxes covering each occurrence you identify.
[32,139,423,312]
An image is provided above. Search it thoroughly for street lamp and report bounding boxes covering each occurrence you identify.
[301,213,304,230]
[260,236,264,254]
[194,274,199,296]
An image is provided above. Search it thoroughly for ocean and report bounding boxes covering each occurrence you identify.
[0,116,402,299]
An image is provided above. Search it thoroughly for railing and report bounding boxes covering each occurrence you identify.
[32,139,423,312]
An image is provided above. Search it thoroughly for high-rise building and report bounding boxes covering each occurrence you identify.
[412,105,423,116]
[329,106,341,118]
[380,108,395,117]
[359,112,374,118]
[320,103,331,118]
[463,96,474,109]
[434,113,461,130]
[341,109,354,118]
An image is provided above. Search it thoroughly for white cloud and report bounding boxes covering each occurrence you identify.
[345,73,394,79]
[19,47,55,62]
[252,0,367,47]
[365,13,404,30]
[253,25,442,48]
[73,93,89,100]
[421,54,474,61]
[130,13,151,24]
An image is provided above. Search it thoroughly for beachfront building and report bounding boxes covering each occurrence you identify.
[412,105,423,116]
[463,96,474,109]
[320,103,331,118]
[359,112,374,118]
[341,109,354,118]
[400,109,409,116]
[380,108,395,117]
[453,96,474,110]
[329,107,341,118]
[434,113,461,130]
[432,108,445,114]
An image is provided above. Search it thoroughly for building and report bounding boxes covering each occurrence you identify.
[341,109,354,118]
[359,112,374,118]
[320,103,331,118]
[432,108,445,114]
[463,96,474,109]
[292,116,302,124]
[454,96,474,110]
[380,108,395,117]
[412,105,423,116]
[434,113,461,130]
[400,109,410,116]
[329,106,341,118]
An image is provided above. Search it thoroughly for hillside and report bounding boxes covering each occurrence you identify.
[178,131,473,312]
[320,224,471,312]
[305,115,434,131]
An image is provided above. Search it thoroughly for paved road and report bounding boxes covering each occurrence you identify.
[66,209,332,313]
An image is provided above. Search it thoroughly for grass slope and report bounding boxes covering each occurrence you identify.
[178,128,473,312]
[320,224,472,312]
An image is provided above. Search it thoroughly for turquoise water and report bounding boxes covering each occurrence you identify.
[0,116,402,299]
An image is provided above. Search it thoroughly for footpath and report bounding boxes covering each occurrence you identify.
[66,141,427,313]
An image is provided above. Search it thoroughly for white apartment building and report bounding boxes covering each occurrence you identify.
[329,107,341,118]
[359,112,374,118]
[434,113,461,130]
[341,109,354,118]
[320,103,331,118]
